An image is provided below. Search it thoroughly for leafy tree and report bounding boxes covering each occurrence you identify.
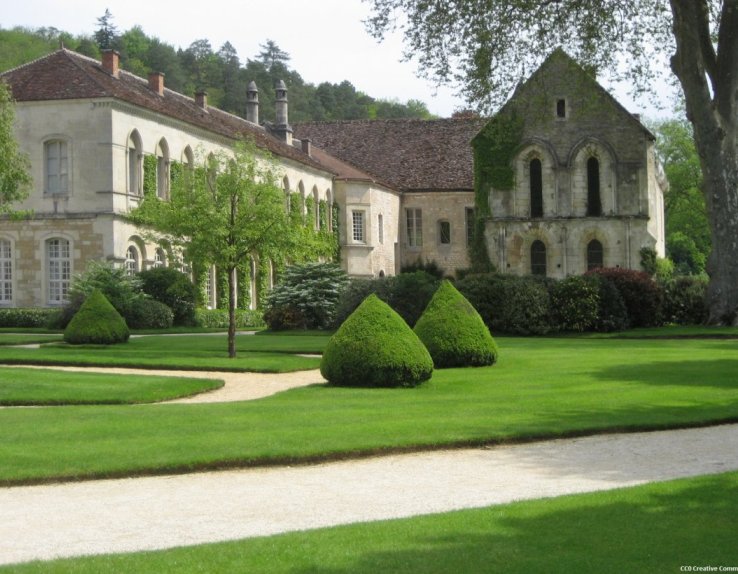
[365,0,738,324]
[93,9,118,50]
[132,140,294,357]
[258,40,290,69]
[653,118,710,274]
[0,81,31,214]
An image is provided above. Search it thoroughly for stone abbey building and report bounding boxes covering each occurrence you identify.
[0,48,664,309]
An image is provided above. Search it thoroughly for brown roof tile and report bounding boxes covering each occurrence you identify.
[294,118,487,192]
[1,49,329,173]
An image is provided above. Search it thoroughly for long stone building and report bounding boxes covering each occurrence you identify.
[0,48,664,309]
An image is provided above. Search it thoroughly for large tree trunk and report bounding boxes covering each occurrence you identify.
[227,266,237,358]
[670,0,738,324]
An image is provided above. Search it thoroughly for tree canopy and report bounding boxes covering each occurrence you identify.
[0,81,31,214]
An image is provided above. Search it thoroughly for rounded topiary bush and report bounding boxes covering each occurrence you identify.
[63,289,130,345]
[414,280,498,368]
[320,294,433,387]
[125,298,174,330]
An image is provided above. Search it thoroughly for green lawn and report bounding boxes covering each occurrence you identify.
[5,471,736,573]
[2,337,738,485]
[0,334,63,346]
[0,333,323,372]
[0,367,222,405]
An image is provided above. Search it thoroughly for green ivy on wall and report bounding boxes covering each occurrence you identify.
[143,155,157,196]
[469,113,524,271]
[319,200,328,232]
[170,160,182,190]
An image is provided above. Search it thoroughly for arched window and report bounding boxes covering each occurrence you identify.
[530,240,547,276]
[47,238,71,304]
[125,246,140,275]
[153,247,167,268]
[587,239,604,270]
[156,139,170,199]
[0,240,12,304]
[587,157,602,216]
[45,139,69,195]
[127,131,143,195]
[530,158,543,218]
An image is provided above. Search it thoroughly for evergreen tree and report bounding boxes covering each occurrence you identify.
[93,9,118,50]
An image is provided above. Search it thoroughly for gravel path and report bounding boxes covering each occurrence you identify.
[1,423,737,566]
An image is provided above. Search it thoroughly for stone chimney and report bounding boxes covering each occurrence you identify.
[273,80,292,145]
[101,50,120,79]
[246,81,259,125]
[148,72,165,96]
[301,138,312,157]
[195,91,208,110]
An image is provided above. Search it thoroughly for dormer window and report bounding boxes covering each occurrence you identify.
[556,99,567,119]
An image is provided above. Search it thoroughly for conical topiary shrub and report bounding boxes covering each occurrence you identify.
[320,294,433,387]
[64,289,130,345]
[414,280,498,368]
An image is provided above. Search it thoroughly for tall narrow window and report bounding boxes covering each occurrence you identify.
[47,238,71,304]
[128,131,142,195]
[352,211,365,242]
[439,220,451,244]
[156,139,170,200]
[0,240,12,305]
[154,248,167,268]
[466,207,475,246]
[125,246,139,276]
[556,99,567,118]
[531,240,547,276]
[313,188,320,229]
[406,208,423,247]
[378,214,384,244]
[530,158,543,218]
[587,239,604,270]
[45,140,68,194]
[587,157,602,216]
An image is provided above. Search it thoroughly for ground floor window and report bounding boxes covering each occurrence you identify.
[531,240,547,276]
[47,238,71,304]
[439,220,451,244]
[125,246,140,275]
[406,208,423,247]
[587,239,604,270]
[0,240,12,304]
[352,210,365,243]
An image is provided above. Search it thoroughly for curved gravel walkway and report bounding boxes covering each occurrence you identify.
[1,423,737,566]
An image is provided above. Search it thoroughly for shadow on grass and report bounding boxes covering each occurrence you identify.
[283,474,738,574]
[594,359,738,389]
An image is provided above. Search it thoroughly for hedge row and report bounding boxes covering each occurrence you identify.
[194,308,266,329]
[0,308,59,328]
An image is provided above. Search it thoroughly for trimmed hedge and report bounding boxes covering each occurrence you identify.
[455,273,552,335]
[320,294,433,387]
[0,307,59,328]
[125,299,174,330]
[194,308,266,329]
[550,275,600,332]
[63,290,130,345]
[414,280,498,367]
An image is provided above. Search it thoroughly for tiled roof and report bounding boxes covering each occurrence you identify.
[1,49,329,173]
[294,118,487,192]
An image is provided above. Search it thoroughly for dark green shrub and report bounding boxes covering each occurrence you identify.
[456,273,553,335]
[63,289,129,345]
[414,280,498,367]
[591,274,629,332]
[332,271,441,328]
[320,294,433,387]
[587,268,663,327]
[264,262,349,330]
[138,267,199,326]
[550,275,600,332]
[400,258,445,279]
[125,299,174,330]
[0,308,59,328]
[54,261,146,329]
[194,308,266,329]
[662,275,708,325]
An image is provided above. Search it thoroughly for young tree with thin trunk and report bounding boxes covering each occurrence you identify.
[131,140,292,357]
[366,0,738,324]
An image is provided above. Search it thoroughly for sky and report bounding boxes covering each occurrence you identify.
[2,0,675,119]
